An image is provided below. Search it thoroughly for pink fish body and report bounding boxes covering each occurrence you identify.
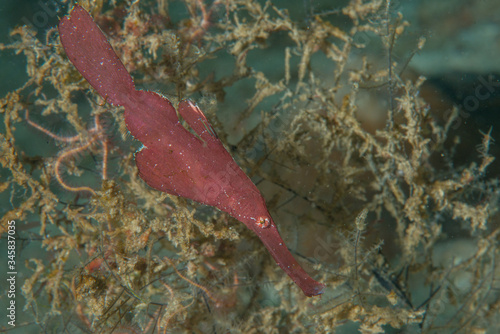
[59,5,324,297]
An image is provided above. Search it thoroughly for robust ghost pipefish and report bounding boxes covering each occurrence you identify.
[58,5,325,297]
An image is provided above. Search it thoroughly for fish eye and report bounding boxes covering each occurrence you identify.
[256,217,271,229]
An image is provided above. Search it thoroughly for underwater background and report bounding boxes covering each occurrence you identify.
[1,0,500,333]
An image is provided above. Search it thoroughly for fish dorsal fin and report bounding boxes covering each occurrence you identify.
[178,100,220,145]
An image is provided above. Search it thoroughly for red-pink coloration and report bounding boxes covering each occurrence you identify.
[58,5,325,297]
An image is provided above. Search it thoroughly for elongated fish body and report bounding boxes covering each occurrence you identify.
[59,5,325,297]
